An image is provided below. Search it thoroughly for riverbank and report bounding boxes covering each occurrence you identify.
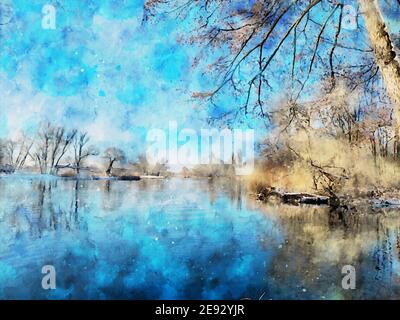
[251,183,400,215]
[247,146,400,212]
[0,172,168,181]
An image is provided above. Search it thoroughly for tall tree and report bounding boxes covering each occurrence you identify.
[32,122,77,174]
[103,147,126,176]
[145,0,399,132]
[4,134,33,170]
[358,0,400,155]
[73,132,98,175]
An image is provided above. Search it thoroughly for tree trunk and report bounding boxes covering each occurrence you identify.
[106,159,115,176]
[359,0,400,157]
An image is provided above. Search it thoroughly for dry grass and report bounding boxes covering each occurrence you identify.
[247,132,400,197]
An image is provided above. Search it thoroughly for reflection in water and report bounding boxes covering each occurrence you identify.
[0,177,399,299]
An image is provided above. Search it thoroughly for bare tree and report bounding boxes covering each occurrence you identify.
[33,123,52,174]
[103,147,126,176]
[359,0,400,156]
[132,154,150,175]
[73,132,98,175]
[131,154,169,176]
[52,128,77,173]
[32,122,77,174]
[3,134,33,170]
[145,0,400,132]
[0,140,4,165]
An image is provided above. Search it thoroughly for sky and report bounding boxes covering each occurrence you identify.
[0,0,217,159]
[0,0,398,161]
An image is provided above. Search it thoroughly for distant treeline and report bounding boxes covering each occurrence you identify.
[0,122,167,177]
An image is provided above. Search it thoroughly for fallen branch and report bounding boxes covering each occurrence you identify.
[256,187,330,205]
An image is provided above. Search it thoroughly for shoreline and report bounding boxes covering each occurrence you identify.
[253,186,400,212]
[0,173,161,181]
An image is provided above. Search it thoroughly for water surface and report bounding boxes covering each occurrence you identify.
[0,176,399,299]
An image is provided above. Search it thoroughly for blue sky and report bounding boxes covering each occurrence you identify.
[0,0,216,158]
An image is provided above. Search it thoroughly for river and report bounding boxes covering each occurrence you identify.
[0,176,399,299]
